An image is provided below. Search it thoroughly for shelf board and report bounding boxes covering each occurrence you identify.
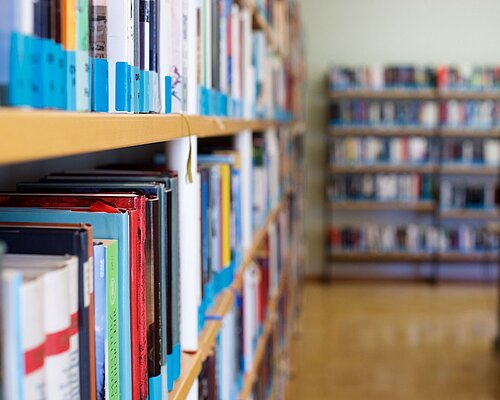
[441,128,500,138]
[439,91,500,100]
[330,252,433,262]
[440,209,500,220]
[330,201,435,212]
[440,165,499,176]
[329,89,437,100]
[329,126,436,137]
[329,252,499,263]
[0,109,286,165]
[169,195,290,400]
[330,164,437,174]
[439,253,499,263]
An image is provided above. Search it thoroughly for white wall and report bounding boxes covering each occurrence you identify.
[298,0,500,276]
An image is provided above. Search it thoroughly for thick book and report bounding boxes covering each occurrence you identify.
[0,208,131,400]
[0,223,92,400]
[1,268,44,400]
[98,239,120,400]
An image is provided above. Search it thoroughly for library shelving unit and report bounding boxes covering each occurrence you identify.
[327,86,500,281]
[0,1,306,399]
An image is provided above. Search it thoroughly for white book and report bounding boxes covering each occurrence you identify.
[1,270,25,400]
[203,0,212,89]
[268,221,279,294]
[108,0,131,112]
[166,138,201,352]
[243,264,258,373]
[158,0,170,113]
[230,4,240,100]
[168,0,184,112]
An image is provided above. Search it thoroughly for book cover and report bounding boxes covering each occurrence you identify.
[98,239,120,400]
[75,0,90,111]
[93,242,106,400]
[0,208,132,400]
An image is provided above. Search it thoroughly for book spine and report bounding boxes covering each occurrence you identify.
[103,240,120,400]
[1,271,24,400]
[42,266,72,400]
[75,0,89,111]
[221,163,231,268]
[67,257,81,399]
[93,243,106,400]
[22,275,46,400]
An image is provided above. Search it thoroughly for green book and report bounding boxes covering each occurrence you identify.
[99,239,120,400]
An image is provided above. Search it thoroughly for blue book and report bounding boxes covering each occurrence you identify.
[93,242,106,400]
[0,208,132,400]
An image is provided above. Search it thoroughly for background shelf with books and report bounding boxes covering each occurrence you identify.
[0,1,306,400]
[326,65,500,281]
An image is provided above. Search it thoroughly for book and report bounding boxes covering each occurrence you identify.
[93,242,106,400]
[98,239,120,400]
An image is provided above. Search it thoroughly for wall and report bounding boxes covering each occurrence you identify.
[297,0,500,276]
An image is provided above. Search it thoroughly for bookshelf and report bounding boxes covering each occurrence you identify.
[327,67,499,280]
[0,0,306,398]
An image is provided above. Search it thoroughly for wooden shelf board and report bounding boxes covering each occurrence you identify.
[439,91,500,100]
[329,252,499,263]
[440,209,500,220]
[0,109,286,165]
[439,253,499,263]
[441,128,500,138]
[330,164,437,174]
[169,194,291,399]
[329,252,433,262]
[330,201,435,212]
[440,165,498,175]
[329,89,437,100]
[329,126,436,137]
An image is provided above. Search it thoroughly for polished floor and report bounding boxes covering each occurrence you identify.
[287,282,500,400]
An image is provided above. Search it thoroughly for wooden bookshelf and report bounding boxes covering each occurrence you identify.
[440,209,500,220]
[329,89,437,100]
[0,109,289,165]
[329,126,436,137]
[439,90,500,100]
[330,201,435,212]
[440,164,499,176]
[169,195,291,400]
[330,164,437,174]
[329,252,434,263]
[441,128,500,138]
[329,252,498,263]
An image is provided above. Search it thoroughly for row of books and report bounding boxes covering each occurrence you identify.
[329,101,439,128]
[330,100,500,129]
[442,139,500,166]
[0,126,297,400]
[329,65,436,90]
[440,100,500,129]
[0,0,302,119]
[328,65,500,91]
[197,204,291,400]
[441,181,498,211]
[330,137,433,165]
[329,174,433,202]
[329,224,499,254]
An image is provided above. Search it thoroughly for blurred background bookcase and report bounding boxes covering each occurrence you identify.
[326,68,500,282]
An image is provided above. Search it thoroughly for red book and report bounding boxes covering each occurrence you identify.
[0,193,148,400]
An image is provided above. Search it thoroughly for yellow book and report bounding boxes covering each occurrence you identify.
[62,0,76,50]
[220,163,231,268]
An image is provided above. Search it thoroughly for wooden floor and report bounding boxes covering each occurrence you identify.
[287,282,500,400]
